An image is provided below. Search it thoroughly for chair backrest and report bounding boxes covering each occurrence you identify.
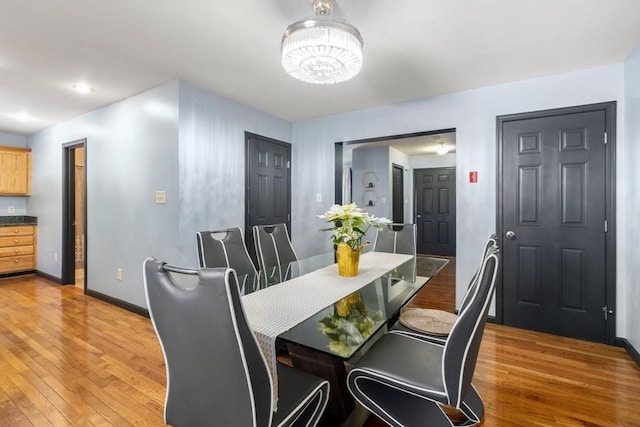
[252,223,298,271]
[374,223,417,281]
[196,228,257,277]
[441,245,499,409]
[143,258,272,426]
[459,234,498,313]
[372,223,416,256]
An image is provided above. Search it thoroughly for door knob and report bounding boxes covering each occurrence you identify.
[416,214,421,219]
[505,230,516,239]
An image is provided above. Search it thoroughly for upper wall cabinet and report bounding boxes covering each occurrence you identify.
[0,147,31,196]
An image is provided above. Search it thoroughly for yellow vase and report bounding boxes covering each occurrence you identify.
[336,243,363,277]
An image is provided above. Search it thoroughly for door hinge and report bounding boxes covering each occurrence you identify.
[287,213,291,221]
[604,132,608,144]
[287,161,290,169]
[604,220,608,233]
[602,305,614,320]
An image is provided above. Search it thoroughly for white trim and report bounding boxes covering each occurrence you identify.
[225,268,273,425]
[142,258,172,424]
[195,232,205,267]
[444,251,498,408]
[347,369,452,427]
[275,380,330,427]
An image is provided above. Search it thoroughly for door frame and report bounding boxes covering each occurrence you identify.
[334,129,456,204]
[62,139,87,287]
[496,101,616,344]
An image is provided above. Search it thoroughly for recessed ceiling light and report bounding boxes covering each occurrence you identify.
[435,142,449,155]
[8,112,31,122]
[72,82,93,94]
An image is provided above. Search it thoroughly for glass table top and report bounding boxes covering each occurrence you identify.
[242,253,449,360]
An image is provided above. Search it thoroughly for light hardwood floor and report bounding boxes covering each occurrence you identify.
[0,268,639,426]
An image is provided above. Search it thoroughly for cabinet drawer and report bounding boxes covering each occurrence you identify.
[0,226,34,237]
[0,255,34,273]
[0,245,34,257]
[0,235,34,247]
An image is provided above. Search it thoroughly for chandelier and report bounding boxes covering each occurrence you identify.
[281,0,363,84]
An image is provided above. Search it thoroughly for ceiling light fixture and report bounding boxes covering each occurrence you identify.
[436,141,449,155]
[281,0,363,84]
[8,112,31,122]
[72,82,93,94]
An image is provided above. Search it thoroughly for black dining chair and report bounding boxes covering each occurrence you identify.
[143,258,330,426]
[393,234,498,342]
[373,223,416,256]
[373,223,417,282]
[253,224,298,284]
[346,246,499,427]
[196,227,258,291]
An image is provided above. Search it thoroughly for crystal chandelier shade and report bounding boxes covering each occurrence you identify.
[281,1,363,84]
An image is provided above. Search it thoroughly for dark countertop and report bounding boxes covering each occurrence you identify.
[0,215,37,226]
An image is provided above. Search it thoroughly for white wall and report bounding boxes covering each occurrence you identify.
[291,64,628,337]
[623,45,640,350]
[0,131,29,214]
[28,82,180,307]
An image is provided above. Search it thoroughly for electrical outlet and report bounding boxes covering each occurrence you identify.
[53,252,58,262]
[7,206,15,214]
[155,190,166,204]
[117,268,123,281]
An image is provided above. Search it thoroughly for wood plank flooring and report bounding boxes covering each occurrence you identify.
[0,267,639,426]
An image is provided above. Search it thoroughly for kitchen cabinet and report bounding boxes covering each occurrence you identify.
[0,147,31,195]
[0,225,36,274]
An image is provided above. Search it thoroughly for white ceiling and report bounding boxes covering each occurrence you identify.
[1,0,640,135]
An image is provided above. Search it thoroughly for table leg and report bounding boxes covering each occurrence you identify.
[286,343,355,418]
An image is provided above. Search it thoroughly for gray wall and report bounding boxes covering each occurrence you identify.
[28,82,180,307]
[0,131,29,214]
[623,44,640,351]
[352,146,389,219]
[19,52,638,346]
[176,81,291,266]
[291,63,631,339]
[26,80,292,308]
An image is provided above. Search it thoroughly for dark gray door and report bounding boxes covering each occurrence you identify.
[392,164,404,223]
[245,132,291,265]
[414,168,456,256]
[500,107,610,343]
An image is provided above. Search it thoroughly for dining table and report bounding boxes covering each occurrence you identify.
[237,251,449,420]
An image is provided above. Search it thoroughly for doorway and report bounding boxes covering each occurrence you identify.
[335,130,457,247]
[62,140,87,288]
[245,132,292,266]
[497,102,616,344]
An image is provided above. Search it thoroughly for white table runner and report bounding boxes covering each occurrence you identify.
[242,252,412,411]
